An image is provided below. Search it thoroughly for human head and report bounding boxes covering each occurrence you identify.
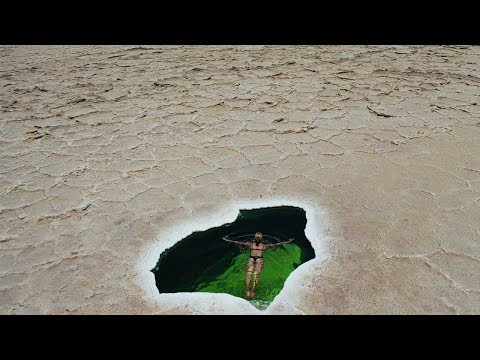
[255,232,263,242]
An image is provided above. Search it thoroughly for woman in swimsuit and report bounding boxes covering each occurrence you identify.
[222,232,293,299]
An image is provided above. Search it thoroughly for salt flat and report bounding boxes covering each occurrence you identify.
[1,45,479,314]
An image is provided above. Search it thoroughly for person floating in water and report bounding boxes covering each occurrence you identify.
[222,232,293,299]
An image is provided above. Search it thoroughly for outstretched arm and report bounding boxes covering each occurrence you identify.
[265,238,294,248]
[222,236,250,246]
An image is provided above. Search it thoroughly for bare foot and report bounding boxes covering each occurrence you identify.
[245,290,251,299]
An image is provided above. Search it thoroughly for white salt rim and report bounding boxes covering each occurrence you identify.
[136,197,331,314]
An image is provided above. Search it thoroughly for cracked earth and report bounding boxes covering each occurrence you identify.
[1,45,479,314]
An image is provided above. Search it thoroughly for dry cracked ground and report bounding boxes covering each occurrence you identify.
[1,45,480,314]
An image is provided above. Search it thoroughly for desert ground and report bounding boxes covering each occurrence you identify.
[1,45,479,314]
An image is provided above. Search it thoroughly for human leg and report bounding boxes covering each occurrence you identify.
[245,257,255,298]
[251,258,264,298]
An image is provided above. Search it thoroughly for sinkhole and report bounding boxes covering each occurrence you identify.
[151,206,315,310]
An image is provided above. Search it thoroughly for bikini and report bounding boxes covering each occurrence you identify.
[250,243,263,261]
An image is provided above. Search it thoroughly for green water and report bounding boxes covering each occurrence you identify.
[152,206,315,309]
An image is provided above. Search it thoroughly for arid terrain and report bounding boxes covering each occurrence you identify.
[1,45,479,314]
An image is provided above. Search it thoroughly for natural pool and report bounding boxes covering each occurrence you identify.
[151,206,315,309]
